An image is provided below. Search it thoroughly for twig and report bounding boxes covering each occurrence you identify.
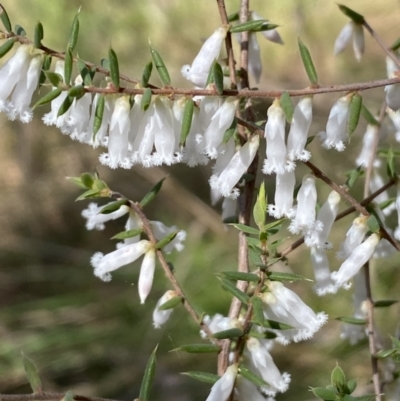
[0,393,118,401]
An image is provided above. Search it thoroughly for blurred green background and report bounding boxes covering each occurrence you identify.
[0,0,400,400]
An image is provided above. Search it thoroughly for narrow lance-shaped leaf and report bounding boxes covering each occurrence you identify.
[361,105,379,126]
[221,271,259,282]
[212,61,224,95]
[155,232,178,250]
[223,117,237,143]
[337,4,365,24]
[331,365,346,390]
[64,46,73,85]
[310,386,337,400]
[0,4,11,32]
[335,316,367,325]
[366,215,380,233]
[228,223,260,235]
[108,47,120,89]
[141,61,153,87]
[57,95,73,117]
[348,93,362,137]
[182,371,219,384]
[68,85,85,99]
[219,278,250,304]
[227,11,239,22]
[212,328,243,339]
[39,54,52,86]
[68,10,80,51]
[375,348,398,359]
[180,98,194,146]
[67,176,88,189]
[15,24,26,36]
[111,228,143,240]
[33,88,62,109]
[22,353,42,393]
[230,20,279,33]
[34,21,44,48]
[391,37,400,51]
[280,91,294,123]
[298,38,318,85]
[140,177,166,207]
[138,345,158,401]
[77,58,94,86]
[374,299,398,307]
[45,71,63,87]
[157,296,183,311]
[239,366,268,387]
[267,271,311,282]
[174,344,221,353]
[0,38,15,58]
[253,182,266,230]
[93,94,105,139]
[251,296,265,325]
[386,147,396,178]
[79,172,95,188]
[150,46,171,86]
[100,199,128,214]
[141,87,152,111]
[345,165,364,189]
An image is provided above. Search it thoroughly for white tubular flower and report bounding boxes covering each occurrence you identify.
[120,211,143,246]
[0,44,32,113]
[320,96,350,151]
[150,221,186,253]
[395,187,400,240]
[332,233,380,289]
[209,135,259,199]
[212,138,236,176]
[153,290,178,328]
[263,99,293,175]
[200,98,237,159]
[337,216,368,260]
[172,97,185,149]
[385,83,400,112]
[91,239,152,282]
[138,248,156,304]
[261,281,328,343]
[99,96,132,169]
[334,21,364,61]
[245,337,290,397]
[287,97,313,162]
[234,374,266,401]
[181,26,228,88]
[386,56,398,78]
[268,170,295,219]
[201,314,241,339]
[205,364,237,401]
[288,175,320,235]
[247,33,262,83]
[310,246,338,296]
[370,170,396,216]
[198,96,222,131]
[8,54,42,123]
[355,125,379,167]
[82,202,130,230]
[387,108,400,142]
[128,94,144,150]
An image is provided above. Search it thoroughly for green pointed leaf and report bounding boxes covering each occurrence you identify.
[180,98,194,146]
[182,371,219,384]
[337,4,365,24]
[45,71,64,88]
[33,88,62,109]
[348,94,362,137]
[34,21,44,48]
[298,38,318,85]
[267,271,311,282]
[361,105,379,126]
[259,319,294,330]
[22,353,42,393]
[68,85,85,98]
[239,366,268,386]
[230,20,279,33]
[140,177,166,207]
[138,345,157,401]
[246,236,262,249]
[212,328,243,339]
[174,344,220,353]
[310,386,337,400]
[251,296,265,325]
[374,299,398,307]
[365,204,385,229]
[253,182,266,230]
[80,172,94,188]
[375,348,398,359]
[391,37,400,51]
[379,197,395,211]
[14,24,26,36]
[93,95,105,139]
[223,117,237,143]
[141,61,153,87]
[67,176,87,189]
[0,38,15,58]
[155,231,178,250]
[0,5,11,32]
[221,271,259,282]
[68,10,80,51]
[331,365,346,389]
[111,228,143,240]
[366,216,380,233]
[64,46,73,85]
[229,223,260,235]
[306,135,316,146]
[280,91,294,123]
[141,87,152,111]
[264,218,285,234]
[347,379,357,393]
[108,47,120,89]
[150,46,170,86]
[335,316,367,325]
[387,147,396,178]
[227,11,240,22]
[99,199,128,214]
[212,61,224,95]
[345,166,364,189]
[57,95,73,117]
[219,278,250,304]
[75,189,101,201]
[77,58,95,86]
[157,296,182,311]
[39,55,52,87]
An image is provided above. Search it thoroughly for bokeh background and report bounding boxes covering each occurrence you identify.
[0,0,400,400]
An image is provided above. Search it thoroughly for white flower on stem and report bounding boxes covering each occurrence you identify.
[387,108,400,142]
[82,202,130,230]
[181,26,228,88]
[172,97,185,150]
[205,364,237,401]
[128,94,144,151]
[120,211,143,246]
[261,281,328,344]
[334,21,364,61]
[245,337,290,397]
[153,290,178,328]
[209,135,259,199]
[263,99,294,175]
[287,96,313,162]
[355,125,380,167]
[370,170,396,216]
[91,239,152,282]
[99,96,132,169]
[268,170,295,219]
[234,374,267,401]
[198,96,222,131]
[212,138,236,177]
[319,95,351,151]
[138,248,156,304]
[395,187,400,241]
[385,57,400,111]
[200,314,242,339]
[150,221,186,253]
[386,56,398,78]
[247,33,262,83]
[310,246,338,296]
[332,233,380,289]
[337,216,368,260]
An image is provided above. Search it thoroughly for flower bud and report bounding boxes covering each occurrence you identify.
[153,290,178,328]
[138,248,156,304]
[205,364,237,401]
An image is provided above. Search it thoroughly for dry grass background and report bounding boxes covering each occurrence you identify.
[0,1,399,400]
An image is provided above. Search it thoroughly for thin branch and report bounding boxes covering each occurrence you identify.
[0,393,118,401]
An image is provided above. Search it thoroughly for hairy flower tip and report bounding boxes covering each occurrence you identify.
[91,240,151,282]
[320,96,350,151]
[261,281,328,343]
[209,135,259,198]
[334,21,364,62]
[245,337,291,396]
[268,170,296,219]
[181,26,228,88]
[81,202,130,231]
[332,233,380,289]
[205,364,237,401]
[200,314,242,339]
[310,247,338,296]
[150,221,186,253]
[287,97,313,162]
[153,290,178,329]
[138,248,156,304]
[337,216,368,260]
